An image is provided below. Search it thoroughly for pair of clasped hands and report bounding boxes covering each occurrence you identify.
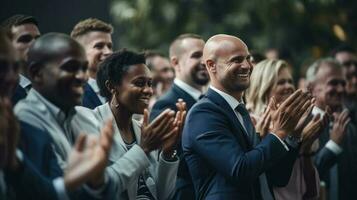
[255,89,328,152]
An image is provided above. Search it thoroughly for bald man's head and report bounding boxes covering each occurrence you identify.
[27,32,88,112]
[204,34,252,95]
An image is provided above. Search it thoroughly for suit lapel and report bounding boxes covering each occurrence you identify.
[85,83,102,106]
[172,84,197,110]
[206,89,252,149]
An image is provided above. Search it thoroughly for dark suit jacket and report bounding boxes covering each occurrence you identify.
[11,84,27,106]
[5,157,59,200]
[315,122,357,200]
[82,83,103,109]
[150,83,197,200]
[182,88,297,200]
[19,121,63,179]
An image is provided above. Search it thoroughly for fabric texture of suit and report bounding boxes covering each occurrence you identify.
[82,82,103,109]
[150,83,197,200]
[11,84,27,106]
[182,88,297,200]
[73,104,179,200]
[315,122,357,200]
[18,121,63,179]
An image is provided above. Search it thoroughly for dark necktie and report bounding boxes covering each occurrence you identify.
[235,104,254,140]
[235,104,273,200]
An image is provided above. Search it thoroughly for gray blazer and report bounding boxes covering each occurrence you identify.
[73,103,179,200]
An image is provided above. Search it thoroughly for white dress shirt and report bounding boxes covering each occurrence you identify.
[88,78,106,104]
[174,78,202,101]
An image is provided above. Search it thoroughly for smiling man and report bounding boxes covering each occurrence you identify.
[71,18,113,109]
[1,15,41,105]
[150,33,209,200]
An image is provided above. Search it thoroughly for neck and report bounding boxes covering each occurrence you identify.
[109,100,132,133]
[212,83,243,101]
[177,77,203,91]
[88,69,97,79]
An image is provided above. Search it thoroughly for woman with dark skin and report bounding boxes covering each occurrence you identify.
[75,49,186,200]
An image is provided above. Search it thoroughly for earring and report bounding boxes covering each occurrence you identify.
[111,92,120,108]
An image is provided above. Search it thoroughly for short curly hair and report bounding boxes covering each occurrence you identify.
[97,49,146,99]
[70,18,113,39]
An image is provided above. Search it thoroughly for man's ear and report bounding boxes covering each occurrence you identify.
[28,62,44,84]
[206,59,216,73]
[170,56,179,72]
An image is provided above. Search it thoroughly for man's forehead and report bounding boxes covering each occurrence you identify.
[80,31,112,44]
[317,64,343,81]
[11,23,40,35]
[181,38,204,51]
[336,51,357,61]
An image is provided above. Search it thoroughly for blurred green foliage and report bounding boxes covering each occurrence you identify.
[110,0,356,71]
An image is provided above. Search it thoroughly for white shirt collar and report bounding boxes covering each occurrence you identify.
[87,78,100,93]
[174,78,202,101]
[312,106,325,117]
[209,85,244,111]
[19,74,31,89]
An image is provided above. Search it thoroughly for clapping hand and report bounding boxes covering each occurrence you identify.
[300,113,329,153]
[270,90,313,139]
[64,119,114,190]
[255,99,273,138]
[330,110,350,145]
[140,109,176,154]
[162,99,187,158]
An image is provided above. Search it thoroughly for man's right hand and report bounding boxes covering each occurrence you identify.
[330,110,350,145]
[270,90,312,139]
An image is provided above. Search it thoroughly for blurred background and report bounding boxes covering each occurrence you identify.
[1,0,356,79]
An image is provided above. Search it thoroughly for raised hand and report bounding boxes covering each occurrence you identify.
[300,114,328,153]
[270,90,312,139]
[140,108,175,154]
[162,99,187,158]
[64,119,114,190]
[0,97,20,170]
[255,99,273,138]
[330,110,350,145]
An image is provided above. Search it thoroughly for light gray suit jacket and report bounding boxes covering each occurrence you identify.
[73,103,179,200]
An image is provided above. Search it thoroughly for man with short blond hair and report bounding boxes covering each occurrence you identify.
[71,18,113,109]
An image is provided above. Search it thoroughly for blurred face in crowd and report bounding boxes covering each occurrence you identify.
[312,63,346,111]
[78,31,112,79]
[213,38,253,93]
[268,67,295,104]
[114,64,153,114]
[175,38,209,87]
[0,33,19,99]
[151,56,174,85]
[32,39,88,111]
[335,51,357,98]
[11,23,40,61]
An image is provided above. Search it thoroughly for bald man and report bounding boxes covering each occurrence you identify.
[182,34,311,199]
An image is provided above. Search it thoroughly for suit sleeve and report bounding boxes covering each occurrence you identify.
[150,99,177,122]
[314,146,338,178]
[155,153,179,200]
[186,105,289,186]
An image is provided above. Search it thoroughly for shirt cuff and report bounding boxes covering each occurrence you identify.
[82,173,108,198]
[269,132,289,151]
[325,140,343,155]
[53,177,70,200]
[16,149,24,162]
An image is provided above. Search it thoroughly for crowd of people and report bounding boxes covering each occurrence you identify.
[0,14,356,200]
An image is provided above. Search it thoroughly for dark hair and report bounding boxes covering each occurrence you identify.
[331,44,356,57]
[97,49,146,99]
[1,15,38,39]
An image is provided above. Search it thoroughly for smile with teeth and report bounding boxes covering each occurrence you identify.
[237,74,249,78]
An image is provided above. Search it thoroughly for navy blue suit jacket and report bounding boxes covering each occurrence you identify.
[150,83,197,200]
[182,88,297,200]
[82,83,103,109]
[19,121,63,179]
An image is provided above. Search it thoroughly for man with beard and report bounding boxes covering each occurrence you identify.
[71,18,113,109]
[332,45,357,125]
[306,58,357,200]
[150,33,209,200]
[1,15,41,105]
[182,34,309,199]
